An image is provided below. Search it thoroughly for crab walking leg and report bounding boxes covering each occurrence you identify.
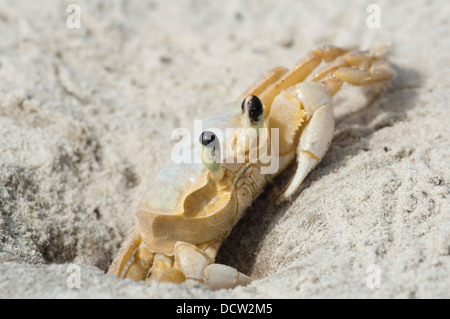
[313,50,394,96]
[320,62,393,96]
[259,45,349,114]
[108,226,142,278]
[172,241,251,289]
[239,67,288,101]
[334,64,393,87]
[147,253,174,282]
[124,247,154,281]
[173,242,212,281]
[148,240,223,284]
[203,264,252,290]
[310,49,379,82]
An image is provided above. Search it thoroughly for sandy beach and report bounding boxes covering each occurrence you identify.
[0,0,449,298]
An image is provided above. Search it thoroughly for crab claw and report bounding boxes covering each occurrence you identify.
[273,82,335,204]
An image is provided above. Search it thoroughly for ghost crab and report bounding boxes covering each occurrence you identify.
[108,45,393,289]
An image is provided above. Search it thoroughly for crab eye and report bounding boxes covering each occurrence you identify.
[200,131,217,147]
[241,95,264,131]
[199,131,221,172]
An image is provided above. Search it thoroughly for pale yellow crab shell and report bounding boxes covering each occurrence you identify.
[137,102,246,256]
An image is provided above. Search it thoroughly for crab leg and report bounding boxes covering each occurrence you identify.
[147,253,175,282]
[123,247,154,281]
[313,48,393,96]
[150,241,252,290]
[203,263,252,290]
[239,67,288,101]
[259,45,349,114]
[330,63,392,91]
[108,226,143,278]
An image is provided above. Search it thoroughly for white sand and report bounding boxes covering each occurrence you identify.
[0,0,449,298]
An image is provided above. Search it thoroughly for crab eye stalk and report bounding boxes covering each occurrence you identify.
[241,95,264,132]
[237,95,265,154]
[199,131,224,180]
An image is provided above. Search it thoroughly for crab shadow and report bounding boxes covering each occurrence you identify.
[215,65,422,278]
